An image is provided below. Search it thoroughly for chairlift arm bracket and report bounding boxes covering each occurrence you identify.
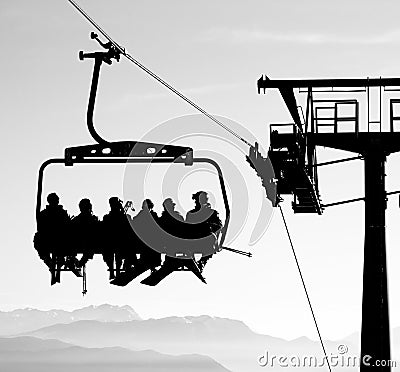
[79,33,121,144]
[258,76,303,132]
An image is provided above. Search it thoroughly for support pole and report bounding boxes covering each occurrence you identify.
[361,151,390,371]
[86,56,108,144]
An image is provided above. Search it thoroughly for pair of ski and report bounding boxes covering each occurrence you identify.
[110,258,206,287]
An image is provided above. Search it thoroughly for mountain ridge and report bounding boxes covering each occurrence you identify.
[0,336,230,372]
[0,304,141,335]
[2,306,398,372]
[24,317,349,372]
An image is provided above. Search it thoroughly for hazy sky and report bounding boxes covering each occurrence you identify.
[1,0,400,342]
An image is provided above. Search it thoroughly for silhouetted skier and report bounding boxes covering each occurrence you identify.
[185,191,222,270]
[159,197,185,254]
[34,193,70,283]
[109,199,162,287]
[140,197,206,286]
[71,198,99,268]
[133,199,162,271]
[159,198,188,260]
[102,197,135,279]
[160,198,184,229]
[122,201,139,272]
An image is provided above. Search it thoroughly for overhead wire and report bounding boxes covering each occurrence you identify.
[278,205,332,372]
[67,0,252,147]
[67,2,332,367]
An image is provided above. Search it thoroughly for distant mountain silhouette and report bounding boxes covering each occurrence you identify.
[25,316,351,372]
[0,304,141,335]
[0,336,230,372]
[0,336,73,352]
[2,306,397,372]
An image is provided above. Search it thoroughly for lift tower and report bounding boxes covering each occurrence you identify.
[259,76,400,372]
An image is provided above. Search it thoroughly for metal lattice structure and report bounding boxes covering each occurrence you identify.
[259,76,400,372]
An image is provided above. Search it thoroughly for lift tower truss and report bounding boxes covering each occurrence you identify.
[258,76,400,372]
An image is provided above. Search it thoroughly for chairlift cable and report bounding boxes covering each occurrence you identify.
[67,0,252,147]
[278,205,332,372]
